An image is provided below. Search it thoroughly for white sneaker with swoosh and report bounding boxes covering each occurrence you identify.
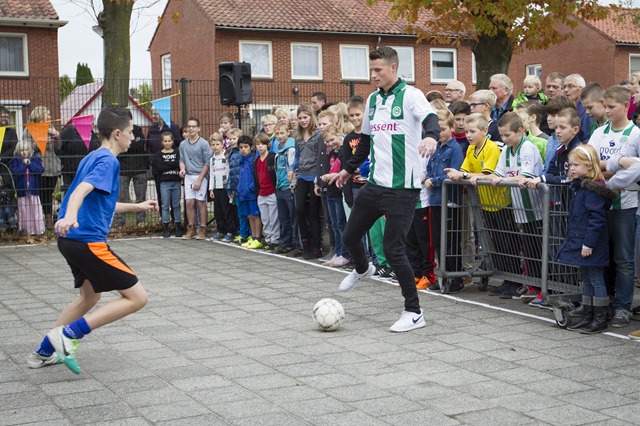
[46,326,81,374]
[390,309,426,332]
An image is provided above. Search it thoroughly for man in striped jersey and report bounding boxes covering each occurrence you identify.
[331,46,439,332]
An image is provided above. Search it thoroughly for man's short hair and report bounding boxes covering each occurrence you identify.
[369,46,399,65]
[520,101,545,126]
[464,113,489,131]
[97,105,133,140]
[556,108,581,128]
[603,85,631,104]
[498,111,524,132]
[470,90,497,108]
[187,116,200,127]
[490,74,514,94]
[580,82,605,102]
[237,134,253,148]
[436,109,455,128]
[311,92,327,103]
[565,74,586,88]
[254,132,270,147]
[546,95,576,115]
[449,101,471,116]
[446,80,467,95]
[546,71,565,83]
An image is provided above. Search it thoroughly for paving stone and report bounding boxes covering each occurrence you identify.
[527,404,611,425]
[455,407,537,425]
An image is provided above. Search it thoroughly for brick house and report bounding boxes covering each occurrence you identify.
[509,8,640,92]
[0,0,66,138]
[148,0,476,133]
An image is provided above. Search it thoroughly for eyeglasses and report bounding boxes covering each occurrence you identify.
[469,102,487,107]
[444,88,462,93]
[562,84,580,90]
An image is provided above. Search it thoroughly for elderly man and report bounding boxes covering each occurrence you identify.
[489,74,514,121]
[563,73,592,141]
[444,80,466,104]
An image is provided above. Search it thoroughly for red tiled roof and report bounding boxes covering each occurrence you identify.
[0,0,59,20]
[194,0,433,35]
[585,8,640,44]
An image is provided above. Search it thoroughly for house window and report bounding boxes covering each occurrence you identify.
[629,55,640,75]
[430,48,456,83]
[472,53,477,85]
[0,101,28,139]
[161,54,171,90]
[526,64,542,80]
[340,45,369,81]
[0,33,28,77]
[391,46,414,82]
[291,43,322,80]
[239,41,272,79]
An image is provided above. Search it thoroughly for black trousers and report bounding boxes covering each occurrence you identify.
[406,207,436,281]
[342,184,420,313]
[213,188,235,235]
[294,178,321,250]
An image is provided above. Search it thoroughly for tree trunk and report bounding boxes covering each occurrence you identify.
[472,31,513,90]
[101,0,134,108]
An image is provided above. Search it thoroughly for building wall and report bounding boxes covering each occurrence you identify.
[0,25,62,129]
[509,20,615,92]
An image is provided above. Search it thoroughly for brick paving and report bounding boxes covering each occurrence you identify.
[1,238,639,425]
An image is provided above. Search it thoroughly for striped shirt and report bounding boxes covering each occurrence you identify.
[209,153,229,190]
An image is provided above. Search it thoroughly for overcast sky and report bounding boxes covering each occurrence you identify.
[51,0,167,79]
[50,0,637,80]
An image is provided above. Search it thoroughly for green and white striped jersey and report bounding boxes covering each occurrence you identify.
[363,80,435,189]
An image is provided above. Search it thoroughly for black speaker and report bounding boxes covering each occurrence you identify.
[219,62,253,105]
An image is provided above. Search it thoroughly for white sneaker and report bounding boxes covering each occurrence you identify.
[339,262,375,291]
[389,310,426,333]
[328,256,350,267]
[26,351,62,369]
[47,326,81,374]
[322,255,338,265]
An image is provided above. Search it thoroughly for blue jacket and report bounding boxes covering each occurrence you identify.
[226,147,241,195]
[426,138,464,206]
[237,151,258,201]
[10,156,44,197]
[275,137,296,190]
[557,179,617,268]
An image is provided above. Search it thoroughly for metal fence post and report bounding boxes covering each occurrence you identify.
[177,77,191,126]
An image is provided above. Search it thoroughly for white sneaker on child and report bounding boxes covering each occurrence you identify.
[389,310,426,333]
[339,262,375,292]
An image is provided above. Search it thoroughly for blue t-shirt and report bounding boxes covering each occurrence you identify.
[58,148,120,242]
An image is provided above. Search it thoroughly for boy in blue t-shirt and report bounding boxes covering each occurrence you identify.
[27,106,158,375]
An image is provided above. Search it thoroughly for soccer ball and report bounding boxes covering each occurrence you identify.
[313,298,345,331]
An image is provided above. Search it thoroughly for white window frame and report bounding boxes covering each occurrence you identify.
[390,46,415,83]
[161,54,171,90]
[291,42,323,80]
[526,63,542,79]
[0,33,29,77]
[472,53,477,85]
[430,48,457,83]
[0,100,28,139]
[629,54,640,75]
[339,44,369,81]
[239,40,273,79]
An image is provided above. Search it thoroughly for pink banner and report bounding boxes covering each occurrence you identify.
[71,115,94,150]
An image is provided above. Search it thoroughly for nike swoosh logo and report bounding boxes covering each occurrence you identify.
[61,336,70,356]
[412,315,423,324]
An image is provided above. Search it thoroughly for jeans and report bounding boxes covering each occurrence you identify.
[326,195,348,258]
[343,184,420,313]
[115,172,147,225]
[160,181,181,224]
[0,206,16,227]
[607,208,636,311]
[276,189,298,248]
[581,266,608,298]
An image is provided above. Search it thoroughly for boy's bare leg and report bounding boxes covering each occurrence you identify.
[84,282,148,329]
[53,280,101,327]
[198,200,208,228]
[185,199,195,225]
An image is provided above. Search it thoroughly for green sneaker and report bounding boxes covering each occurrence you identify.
[46,326,81,374]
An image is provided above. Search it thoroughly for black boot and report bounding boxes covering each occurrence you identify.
[580,306,608,334]
[162,223,170,238]
[568,304,588,318]
[566,305,593,331]
[174,222,182,238]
